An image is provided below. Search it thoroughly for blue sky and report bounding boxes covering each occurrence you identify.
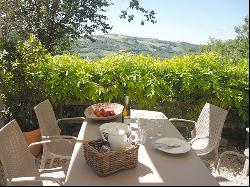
[97,0,249,44]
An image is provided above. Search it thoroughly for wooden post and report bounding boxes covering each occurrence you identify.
[0,82,4,128]
[0,18,4,128]
[0,99,4,128]
[243,128,249,176]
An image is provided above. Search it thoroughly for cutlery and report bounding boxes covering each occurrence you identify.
[154,142,181,149]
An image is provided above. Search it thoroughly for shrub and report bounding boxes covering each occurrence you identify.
[37,52,249,128]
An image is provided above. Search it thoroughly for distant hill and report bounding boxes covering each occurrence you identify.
[72,34,201,59]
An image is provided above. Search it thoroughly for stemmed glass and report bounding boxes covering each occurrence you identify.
[154,115,166,138]
[135,118,148,145]
[155,122,162,138]
[135,117,167,145]
[148,116,167,144]
[145,118,157,144]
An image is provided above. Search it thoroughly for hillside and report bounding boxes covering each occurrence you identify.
[72,34,201,59]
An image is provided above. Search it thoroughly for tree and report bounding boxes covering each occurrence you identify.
[0,0,156,54]
[234,16,249,59]
[0,34,48,131]
[202,16,249,63]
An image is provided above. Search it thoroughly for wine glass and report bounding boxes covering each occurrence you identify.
[154,115,166,138]
[134,118,149,145]
[144,118,156,144]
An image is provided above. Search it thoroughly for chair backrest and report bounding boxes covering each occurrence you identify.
[34,99,61,137]
[0,120,38,180]
[195,103,228,148]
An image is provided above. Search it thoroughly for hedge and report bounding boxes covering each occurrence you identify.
[36,52,249,128]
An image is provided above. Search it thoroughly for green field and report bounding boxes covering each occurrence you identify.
[71,34,201,60]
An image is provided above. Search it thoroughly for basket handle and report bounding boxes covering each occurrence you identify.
[101,131,108,142]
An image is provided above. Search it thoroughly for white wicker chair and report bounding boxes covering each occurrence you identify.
[169,103,228,168]
[0,120,66,186]
[34,99,85,169]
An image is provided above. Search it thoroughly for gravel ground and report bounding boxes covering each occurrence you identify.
[201,146,249,186]
[202,156,249,186]
[0,146,249,186]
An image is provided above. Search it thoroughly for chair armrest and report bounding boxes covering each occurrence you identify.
[56,117,85,124]
[28,138,76,149]
[44,135,77,144]
[169,118,196,124]
[43,135,77,144]
[39,166,64,173]
[169,118,197,138]
[169,118,196,129]
[28,137,85,149]
[9,176,63,186]
[42,135,77,140]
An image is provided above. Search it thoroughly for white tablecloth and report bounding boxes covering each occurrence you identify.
[64,109,219,186]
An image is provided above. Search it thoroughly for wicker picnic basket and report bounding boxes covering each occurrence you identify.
[83,138,140,177]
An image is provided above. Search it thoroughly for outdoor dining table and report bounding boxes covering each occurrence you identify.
[64,109,219,186]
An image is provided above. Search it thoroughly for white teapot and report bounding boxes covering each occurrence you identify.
[106,127,134,151]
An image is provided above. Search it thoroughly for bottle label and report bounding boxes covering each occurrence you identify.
[123,116,131,125]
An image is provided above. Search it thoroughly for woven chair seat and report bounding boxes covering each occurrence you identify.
[46,140,75,156]
[191,137,209,152]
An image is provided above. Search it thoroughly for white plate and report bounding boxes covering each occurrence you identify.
[99,122,131,139]
[154,137,191,154]
[84,102,124,120]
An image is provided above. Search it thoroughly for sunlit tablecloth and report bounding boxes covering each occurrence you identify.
[65,109,219,186]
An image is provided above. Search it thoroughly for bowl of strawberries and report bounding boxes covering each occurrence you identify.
[84,102,124,120]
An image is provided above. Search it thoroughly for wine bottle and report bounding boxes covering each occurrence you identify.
[122,96,131,124]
